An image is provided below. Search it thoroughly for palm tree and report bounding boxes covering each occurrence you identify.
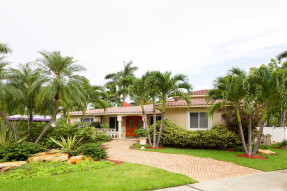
[154,71,192,147]
[129,74,152,145]
[105,61,138,104]
[34,50,86,143]
[0,63,21,139]
[208,68,249,154]
[8,63,43,121]
[277,51,287,61]
[0,43,12,54]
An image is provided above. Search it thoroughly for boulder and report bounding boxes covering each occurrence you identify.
[67,155,85,164]
[28,151,69,163]
[0,161,27,172]
[258,149,277,155]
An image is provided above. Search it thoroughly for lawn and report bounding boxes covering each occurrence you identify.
[0,162,196,191]
[133,143,287,172]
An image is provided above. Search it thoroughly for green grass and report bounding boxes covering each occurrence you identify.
[135,143,287,172]
[0,162,196,191]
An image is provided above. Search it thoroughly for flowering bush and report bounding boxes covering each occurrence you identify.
[71,143,108,160]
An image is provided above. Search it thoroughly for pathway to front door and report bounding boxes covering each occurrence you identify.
[105,140,261,181]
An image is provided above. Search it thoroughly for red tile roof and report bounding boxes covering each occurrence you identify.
[164,99,221,107]
[192,89,211,95]
[69,104,159,115]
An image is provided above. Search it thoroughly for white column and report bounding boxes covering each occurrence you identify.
[117,116,123,138]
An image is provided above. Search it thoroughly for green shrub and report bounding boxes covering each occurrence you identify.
[0,160,113,181]
[135,127,148,137]
[0,142,45,162]
[149,120,241,149]
[93,132,112,142]
[71,143,108,160]
[279,139,287,147]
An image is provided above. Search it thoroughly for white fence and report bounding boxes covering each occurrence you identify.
[96,128,119,138]
[257,127,287,143]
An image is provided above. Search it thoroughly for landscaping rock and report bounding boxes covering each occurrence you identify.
[258,149,277,155]
[0,161,28,172]
[67,155,86,164]
[28,151,69,163]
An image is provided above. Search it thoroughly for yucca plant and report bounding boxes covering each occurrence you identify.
[50,135,83,152]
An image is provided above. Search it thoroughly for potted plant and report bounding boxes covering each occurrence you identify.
[135,127,148,149]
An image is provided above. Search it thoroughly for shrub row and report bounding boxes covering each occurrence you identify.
[149,120,241,149]
[0,142,45,162]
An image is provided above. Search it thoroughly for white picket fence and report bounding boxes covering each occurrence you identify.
[257,127,287,143]
[96,128,119,138]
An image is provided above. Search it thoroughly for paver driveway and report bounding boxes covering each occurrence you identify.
[105,140,262,181]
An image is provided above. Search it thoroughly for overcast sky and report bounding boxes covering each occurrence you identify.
[2,0,287,90]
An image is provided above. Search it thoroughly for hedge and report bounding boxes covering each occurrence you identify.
[149,120,241,149]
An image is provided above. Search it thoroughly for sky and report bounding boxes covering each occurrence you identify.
[1,0,287,91]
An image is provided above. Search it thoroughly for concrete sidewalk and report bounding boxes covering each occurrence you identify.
[156,169,287,191]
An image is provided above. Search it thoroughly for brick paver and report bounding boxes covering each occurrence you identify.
[105,140,262,181]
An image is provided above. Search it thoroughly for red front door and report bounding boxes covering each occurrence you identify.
[126,116,143,137]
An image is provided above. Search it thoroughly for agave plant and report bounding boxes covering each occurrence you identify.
[50,135,83,152]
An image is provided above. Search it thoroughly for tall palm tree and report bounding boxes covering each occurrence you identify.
[208,68,249,154]
[105,61,138,104]
[34,50,86,143]
[8,63,43,121]
[129,74,152,145]
[154,71,192,147]
[277,51,287,61]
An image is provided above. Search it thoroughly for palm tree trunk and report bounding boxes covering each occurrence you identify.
[152,97,156,148]
[252,107,267,155]
[29,111,33,121]
[67,110,71,125]
[280,109,286,127]
[156,111,165,147]
[248,114,252,157]
[142,110,152,145]
[35,93,59,143]
[236,107,248,154]
[82,106,86,122]
[0,111,20,139]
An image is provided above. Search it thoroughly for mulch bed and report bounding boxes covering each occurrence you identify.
[104,159,124,165]
[236,154,268,159]
[145,147,165,149]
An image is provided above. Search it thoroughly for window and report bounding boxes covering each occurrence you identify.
[150,116,162,125]
[80,117,93,124]
[189,112,209,129]
[109,117,118,131]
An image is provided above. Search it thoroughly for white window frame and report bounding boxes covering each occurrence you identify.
[187,112,211,130]
[79,117,94,123]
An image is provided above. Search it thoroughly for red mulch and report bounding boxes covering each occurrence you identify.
[236,154,268,159]
[224,148,237,152]
[145,147,165,149]
[104,159,124,165]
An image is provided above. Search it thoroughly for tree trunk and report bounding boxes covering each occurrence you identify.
[82,106,86,123]
[35,93,59,143]
[252,108,267,155]
[152,98,156,148]
[0,111,20,139]
[67,110,71,125]
[236,107,248,154]
[29,112,33,122]
[248,114,252,157]
[142,110,152,145]
[156,111,165,147]
[280,109,286,127]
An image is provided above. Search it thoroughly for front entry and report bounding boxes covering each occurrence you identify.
[126,116,143,137]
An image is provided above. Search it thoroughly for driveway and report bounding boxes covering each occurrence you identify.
[105,140,261,181]
[156,169,287,191]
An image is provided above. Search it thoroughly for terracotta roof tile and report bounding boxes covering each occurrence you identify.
[69,104,159,115]
[165,99,221,107]
[192,89,211,95]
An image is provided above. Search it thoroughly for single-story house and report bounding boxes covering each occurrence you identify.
[69,89,225,138]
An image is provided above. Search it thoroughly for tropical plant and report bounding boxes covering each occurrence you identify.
[0,43,12,54]
[105,61,138,105]
[33,50,86,143]
[50,135,83,152]
[135,127,148,137]
[154,71,192,147]
[279,139,287,148]
[71,143,108,160]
